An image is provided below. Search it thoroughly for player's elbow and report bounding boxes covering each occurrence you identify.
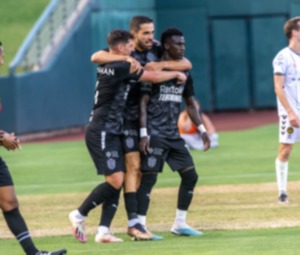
[274,85,281,96]
[183,57,192,69]
[91,53,99,63]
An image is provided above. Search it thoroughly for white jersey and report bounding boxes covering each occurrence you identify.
[273,47,300,115]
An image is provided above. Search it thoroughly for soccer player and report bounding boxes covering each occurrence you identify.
[0,43,67,255]
[273,17,300,204]
[178,99,219,150]
[138,28,210,236]
[91,15,192,240]
[69,30,186,243]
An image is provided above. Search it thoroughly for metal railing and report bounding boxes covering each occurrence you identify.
[9,0,91,74]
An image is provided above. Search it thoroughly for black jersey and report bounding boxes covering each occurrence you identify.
[91,61,143,134]
[131,40,162,66]
[142,72,194,138]
[123,41,162,122]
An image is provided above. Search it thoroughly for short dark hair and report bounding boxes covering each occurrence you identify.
[107,30,133,49]
[284,17,300,39]
[160,28,183,50]
[0,42,3,54]
[130,15,153,32]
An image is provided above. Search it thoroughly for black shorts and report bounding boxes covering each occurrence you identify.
[85,124,125,175]
[122,120,139,153]
[141,136,194,173]
[0,157,14,187]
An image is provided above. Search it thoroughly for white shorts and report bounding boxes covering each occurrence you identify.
[180,133,219,150]
[279,115,300,144]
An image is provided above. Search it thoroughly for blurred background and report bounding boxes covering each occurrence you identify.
[0,0,296,134]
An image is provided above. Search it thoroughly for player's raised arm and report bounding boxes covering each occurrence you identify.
[138,69,187,84]
[145,57,192,71]
[91,50,142,73]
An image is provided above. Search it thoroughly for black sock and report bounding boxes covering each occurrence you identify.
[99,187,121,227]
[78,182,117,216]
[137,173,157,216]
[124,192,138,220]
[3,208,38,255]
[177,169,198,210]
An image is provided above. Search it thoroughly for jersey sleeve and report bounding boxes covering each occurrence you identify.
[127,68,144,81]
[183,73,195,98]
[112,61,131,79]
[273,52,287,75]
[152,40,163,59]
[109,61,144,81]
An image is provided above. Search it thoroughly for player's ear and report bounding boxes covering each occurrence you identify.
[117,43,124,52]
[164,42,170,51]
[130,29,137,38]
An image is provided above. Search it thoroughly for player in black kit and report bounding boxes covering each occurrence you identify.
[139,28,210,237]
[69,30,186,243]
[91,16,192,241]
[0,42,66,255]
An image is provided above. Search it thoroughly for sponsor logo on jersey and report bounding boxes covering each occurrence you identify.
[159,85,184,102]
[159,94,182,102]
[160,85,184,94]
[98,67,115,76]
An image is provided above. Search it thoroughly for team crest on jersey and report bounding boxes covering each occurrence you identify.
[126,137,134,149]
[148,156,157,168]
[107,158,116,170]
[287,127,294,134]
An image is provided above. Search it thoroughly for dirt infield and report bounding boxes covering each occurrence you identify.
[21,109,278,143]
[0,181,299,238]
[207,109,277,131]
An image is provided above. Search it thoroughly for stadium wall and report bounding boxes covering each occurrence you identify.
[0,1,95,134]
[91,0,296,111]
[2,0,300,134]
[155,0,292,111]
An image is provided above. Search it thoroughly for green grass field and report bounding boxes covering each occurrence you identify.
[1,124,300,254]
[0,0,49,75]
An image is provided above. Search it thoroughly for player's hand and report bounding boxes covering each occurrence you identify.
[145,62,163,71]
[201,132,211,151]
[140,136,150,155]
[1,132,21,151]
[126,56,142,73]
[288,111,300,128]
[176,72,187,84]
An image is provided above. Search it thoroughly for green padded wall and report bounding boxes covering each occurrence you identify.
[211,19,250,110]
[92,0,156,51]
[251,16,287,108]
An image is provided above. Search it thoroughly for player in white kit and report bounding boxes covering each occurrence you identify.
[272,16,300,203]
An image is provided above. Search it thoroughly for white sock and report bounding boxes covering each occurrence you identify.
[275,158,288,194]
[97,226,109,235]
[138,215,146,227]
[175,209,187,225]
[71,209,85,220]
[128,218,139,227]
